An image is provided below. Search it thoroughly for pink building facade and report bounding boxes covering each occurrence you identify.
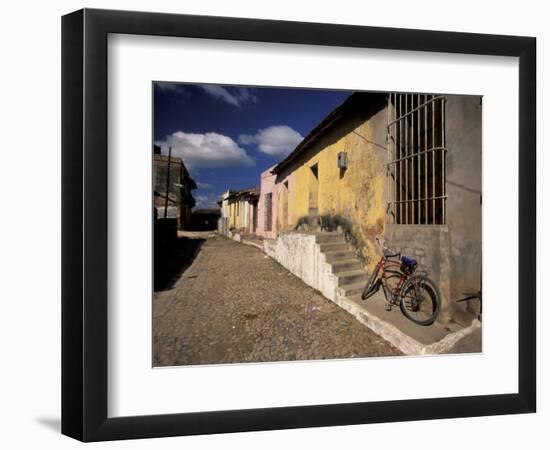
[255,166,278,240]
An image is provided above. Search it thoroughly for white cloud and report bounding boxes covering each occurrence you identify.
[239,125,303,157]
[200,85,257,108]
[157,131,255,169]
[195,194,220,208]
[197,182,213,189]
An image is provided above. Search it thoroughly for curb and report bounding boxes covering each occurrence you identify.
[334,290,481,355]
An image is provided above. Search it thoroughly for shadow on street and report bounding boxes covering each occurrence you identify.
[154,235,205,292]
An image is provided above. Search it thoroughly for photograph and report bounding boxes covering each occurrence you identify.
[152,83,483,366]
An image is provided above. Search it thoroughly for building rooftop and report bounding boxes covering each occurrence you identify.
[153,154,183,163]
[271,91,385,175]
[222,186,260,202]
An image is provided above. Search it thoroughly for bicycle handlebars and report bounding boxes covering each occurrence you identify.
[384,250,401,258]
[375,236,400,259]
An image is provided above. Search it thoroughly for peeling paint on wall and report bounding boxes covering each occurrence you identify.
[275,98,389,270]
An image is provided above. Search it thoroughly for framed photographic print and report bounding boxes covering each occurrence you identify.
[61,8,536,442]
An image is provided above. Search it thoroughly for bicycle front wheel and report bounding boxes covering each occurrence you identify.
[361,265,380,300]
[400,276,441,326]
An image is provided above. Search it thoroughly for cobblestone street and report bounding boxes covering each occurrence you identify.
[154,235,402,366]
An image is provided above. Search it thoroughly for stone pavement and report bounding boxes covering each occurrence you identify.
[154,235,402,366]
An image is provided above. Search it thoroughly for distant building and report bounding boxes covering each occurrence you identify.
[153,146,197,230]
[191,209,221,231]
[218,187,260,235]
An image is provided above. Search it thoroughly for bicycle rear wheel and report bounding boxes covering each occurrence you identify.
[400,276,441,326]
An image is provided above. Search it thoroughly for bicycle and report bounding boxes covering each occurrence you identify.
[361,237,441,326]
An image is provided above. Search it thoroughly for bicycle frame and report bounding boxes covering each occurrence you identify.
[364,238,441,325]
[372,253,426,303]
[374,255,407,304]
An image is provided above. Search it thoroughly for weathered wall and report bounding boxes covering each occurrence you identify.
[220,192,230,220]
[248,200,258,234]
[153,156,196,230]
[384,95,482,325]
[153,158,182,204]
[256,167,278,239]
[385,224,453,321]
[218,217,229,236]
[444,95,482,320]
[264,232,338,300]
[275,95,388,269]
[227,200,237,229]
[226,197,257,234]
[155,205,179,219]
[243,200,254,233]
[227,199,244,230]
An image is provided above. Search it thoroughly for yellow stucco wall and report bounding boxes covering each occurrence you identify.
[276,114,387,269]
[227,198,254,231]
[227,200,239,229]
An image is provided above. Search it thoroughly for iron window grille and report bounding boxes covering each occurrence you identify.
[264,193,272,231]
[386,93,447,225]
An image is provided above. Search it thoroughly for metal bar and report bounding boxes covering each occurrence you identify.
[441,97,446,224]
[163,146,172,219]
[387,95,446,128]
[431,95,435,224]
[386,93,391,220]
[411,94,417,223]
[392,93,396,223]
[387,147,447,165]
[424,95,428,224]
[392,194,448,204]
[395,93,398,223]
[416,94,420,224]
[397,94,403,223]
[394,93,398,223]
[389,94,392,223]
[404,94,408,224]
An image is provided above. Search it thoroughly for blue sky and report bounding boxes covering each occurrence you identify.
[154,83,351,208]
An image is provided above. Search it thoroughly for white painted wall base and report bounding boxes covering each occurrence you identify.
[263,232,338,301]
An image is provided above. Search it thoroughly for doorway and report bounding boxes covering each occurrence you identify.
[308,163,319,226]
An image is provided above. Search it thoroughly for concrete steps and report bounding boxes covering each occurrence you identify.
[336,269,368,286]
[319,242,349,252]
[313,231,368,291]
[330,259,362,273]
[324,250,356,262]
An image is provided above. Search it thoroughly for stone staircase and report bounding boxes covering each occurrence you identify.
[314,232,367,296]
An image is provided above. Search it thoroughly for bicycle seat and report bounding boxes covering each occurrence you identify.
[400,256,418,275]
[401,256,417,266]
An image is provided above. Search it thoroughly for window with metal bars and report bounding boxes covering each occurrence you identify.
[264,193,272,231]
[386,93,447,225]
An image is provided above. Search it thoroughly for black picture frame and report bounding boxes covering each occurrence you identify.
[61,8,536,442]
